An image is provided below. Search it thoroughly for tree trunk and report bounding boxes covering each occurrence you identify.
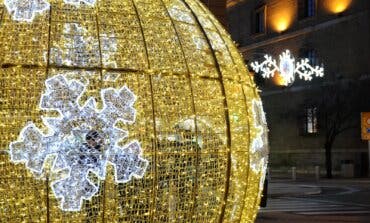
[325,142,333,178]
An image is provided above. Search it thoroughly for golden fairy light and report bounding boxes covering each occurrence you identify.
[0,0,268,222]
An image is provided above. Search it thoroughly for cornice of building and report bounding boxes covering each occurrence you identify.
[239,10,369,53]
[226,0,245,9]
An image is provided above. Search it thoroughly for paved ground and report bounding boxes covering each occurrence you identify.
[256,178,370,223]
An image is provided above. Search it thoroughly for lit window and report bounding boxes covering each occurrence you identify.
[303,107,318,134]
[299,0,316,19]
[253,5,266,34]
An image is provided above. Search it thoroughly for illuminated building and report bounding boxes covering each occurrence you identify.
[228,0,370,177]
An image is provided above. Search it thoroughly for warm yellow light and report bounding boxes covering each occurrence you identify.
[273,72,288,86]
[268,2,295,32]
[275,19,290,32]
[324,0,352,14]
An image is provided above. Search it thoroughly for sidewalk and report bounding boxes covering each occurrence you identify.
[268,181,321,198]
[267,177,370,198]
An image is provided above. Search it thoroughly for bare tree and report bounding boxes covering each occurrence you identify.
[318,80,360,178]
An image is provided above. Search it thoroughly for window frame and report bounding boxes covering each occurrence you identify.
[299,48,319,66]
[299,106,319,135]
[252,4,267,36]
[298,0,317,21]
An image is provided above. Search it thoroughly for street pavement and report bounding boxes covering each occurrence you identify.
[256,178,370,223]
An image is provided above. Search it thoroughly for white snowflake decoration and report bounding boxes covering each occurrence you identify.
[250,100,266,153]
[9,75,149,211]
[4,0,50,22]
[63,0,96,7]
[168,6,194,24]
[250,99,268,173]
[250,50,324,86]
[4,0,97,23]
[249,99,269,191]
[50,23,117,68]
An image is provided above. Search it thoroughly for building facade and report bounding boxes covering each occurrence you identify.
[228,0,370,177]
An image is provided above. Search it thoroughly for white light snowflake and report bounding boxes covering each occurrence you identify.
[249,99,269,192]
[63,0,96,7]
[168,6,194,24]
[4,0,97,22]
[9,75,148,211]
[50,23,117,68]
[250,99,269,173]
[4,0,50,22]
[250,99,267,154]
[250,50,324,86]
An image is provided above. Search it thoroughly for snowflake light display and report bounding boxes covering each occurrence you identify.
[50,23,117,68]
[4,0,97,23]
[250,99,268,192]
[250,99,268,172]
[9,75,149,211]
[64,0,96,7]
[250,50,324,86]
[4,0,50,22]
[250,99,266,154]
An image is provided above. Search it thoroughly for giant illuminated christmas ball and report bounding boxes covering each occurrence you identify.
[0,0,268,222]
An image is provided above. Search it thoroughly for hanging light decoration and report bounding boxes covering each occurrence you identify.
[251,50,324,86]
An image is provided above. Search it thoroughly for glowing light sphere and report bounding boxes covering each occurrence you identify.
[0,0,268,222]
